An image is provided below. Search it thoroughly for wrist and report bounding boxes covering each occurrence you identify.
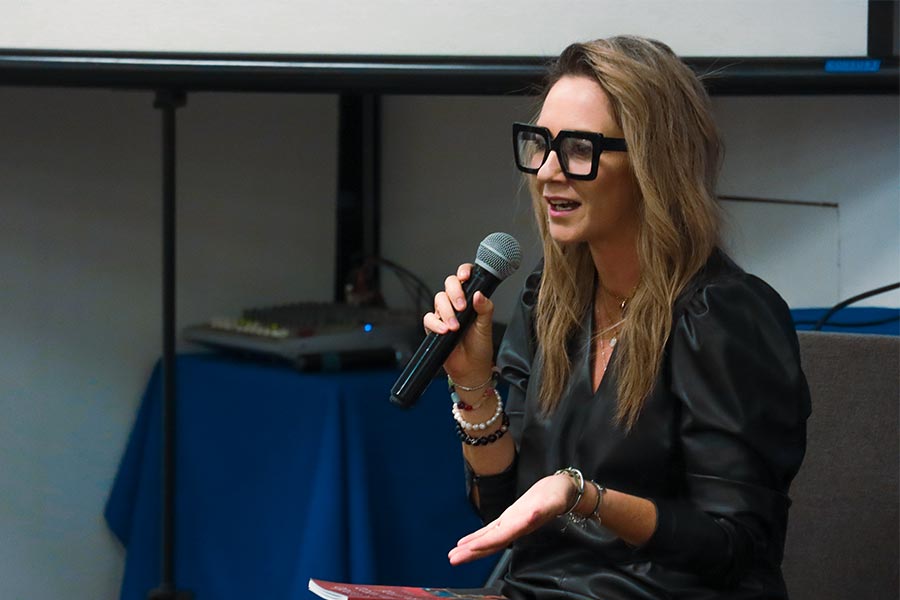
[446,367,496,391]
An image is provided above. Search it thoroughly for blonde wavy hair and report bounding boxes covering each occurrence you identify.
[532,36,722,428]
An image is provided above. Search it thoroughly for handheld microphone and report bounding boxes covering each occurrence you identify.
[390,232,522,409]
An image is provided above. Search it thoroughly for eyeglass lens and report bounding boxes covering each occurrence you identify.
[516,130,548,170]
[559,137,594,176]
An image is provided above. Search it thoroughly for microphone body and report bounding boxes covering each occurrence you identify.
[390,265,500,408]
[390,232,521,409]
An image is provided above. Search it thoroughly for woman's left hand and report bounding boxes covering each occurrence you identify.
[448,473,573,565]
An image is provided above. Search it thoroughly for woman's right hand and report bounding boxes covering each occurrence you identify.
[422,263,495,384]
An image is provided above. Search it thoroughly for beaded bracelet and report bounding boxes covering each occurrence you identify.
[455,412,510,446]
[450,384,496,412]
[452,388,503,431]
[451,392,475,411]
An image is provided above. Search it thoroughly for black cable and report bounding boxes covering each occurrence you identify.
[813,282,900,331]
[377,262,423,310]
[366,256,433,314]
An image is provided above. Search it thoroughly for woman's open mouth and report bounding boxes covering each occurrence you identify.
[546,197,582,214]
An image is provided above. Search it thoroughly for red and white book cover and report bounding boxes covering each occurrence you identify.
[308,578,507,600]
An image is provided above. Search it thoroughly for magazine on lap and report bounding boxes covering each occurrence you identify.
[308,578,507,600]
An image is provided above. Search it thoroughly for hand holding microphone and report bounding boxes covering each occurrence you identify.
[425,263,496,387]
[390,233,522,408]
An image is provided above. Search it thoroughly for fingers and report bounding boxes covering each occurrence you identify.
[455,519,497,546]
[457,262,472,282]
[471,291,495,320]
[423,264,474,334]
[444,273,467,313]
[435,287,461,329]
[449,543,499,565]
[422,290,457,333]
[422,311,449,335]
[448,519,513,566]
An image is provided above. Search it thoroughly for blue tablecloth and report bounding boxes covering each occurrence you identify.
[104,354,496,599]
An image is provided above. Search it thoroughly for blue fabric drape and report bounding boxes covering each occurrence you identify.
[105,354,495,599]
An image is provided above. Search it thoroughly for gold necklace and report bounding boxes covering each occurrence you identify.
[595,290,628,377]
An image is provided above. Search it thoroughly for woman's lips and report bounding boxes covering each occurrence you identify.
[545,196,582,215]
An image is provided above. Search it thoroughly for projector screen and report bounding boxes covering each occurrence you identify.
[1,0,869,58]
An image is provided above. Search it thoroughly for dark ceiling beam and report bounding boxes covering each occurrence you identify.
[0,51,896,95]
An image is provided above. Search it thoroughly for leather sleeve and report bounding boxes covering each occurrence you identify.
[465,265,542,524]
[639,272,811,585]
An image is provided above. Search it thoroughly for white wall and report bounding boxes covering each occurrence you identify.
[714,95,900,307]
[0,87,896,599]
[0,87,338,600]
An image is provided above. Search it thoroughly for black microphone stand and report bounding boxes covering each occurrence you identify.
[148,89,194,600]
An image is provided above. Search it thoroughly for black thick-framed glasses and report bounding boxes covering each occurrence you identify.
[512,122,628,181]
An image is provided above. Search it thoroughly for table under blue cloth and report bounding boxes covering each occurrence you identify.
[104,354,497,599]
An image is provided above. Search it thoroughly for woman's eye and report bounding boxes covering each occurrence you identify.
[529,136,547,152]
[568,139,593,158]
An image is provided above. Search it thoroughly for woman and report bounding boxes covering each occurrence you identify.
[424,36,810,599]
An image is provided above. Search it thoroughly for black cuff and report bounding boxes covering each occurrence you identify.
[636,497,737,586]
[465,454,518,524]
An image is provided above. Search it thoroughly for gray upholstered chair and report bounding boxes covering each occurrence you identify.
[783,331,899,599]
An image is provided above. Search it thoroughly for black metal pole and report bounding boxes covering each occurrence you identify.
[334,93,381,303]
[149,89,193,600]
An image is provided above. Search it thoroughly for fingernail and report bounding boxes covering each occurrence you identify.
[449,317,459,329]
[454,297,465,310]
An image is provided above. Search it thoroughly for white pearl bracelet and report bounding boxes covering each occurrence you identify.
[452,388,503,431]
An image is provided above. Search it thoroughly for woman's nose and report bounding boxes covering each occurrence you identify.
[536,150,565,182]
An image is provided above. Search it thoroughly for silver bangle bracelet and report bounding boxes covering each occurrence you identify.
[554,467,585,516]
[588,480,606,525]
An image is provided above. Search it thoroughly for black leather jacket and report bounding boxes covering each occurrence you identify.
[468,250,810,599]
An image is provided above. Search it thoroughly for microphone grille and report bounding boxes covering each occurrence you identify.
[475,232,522,280]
